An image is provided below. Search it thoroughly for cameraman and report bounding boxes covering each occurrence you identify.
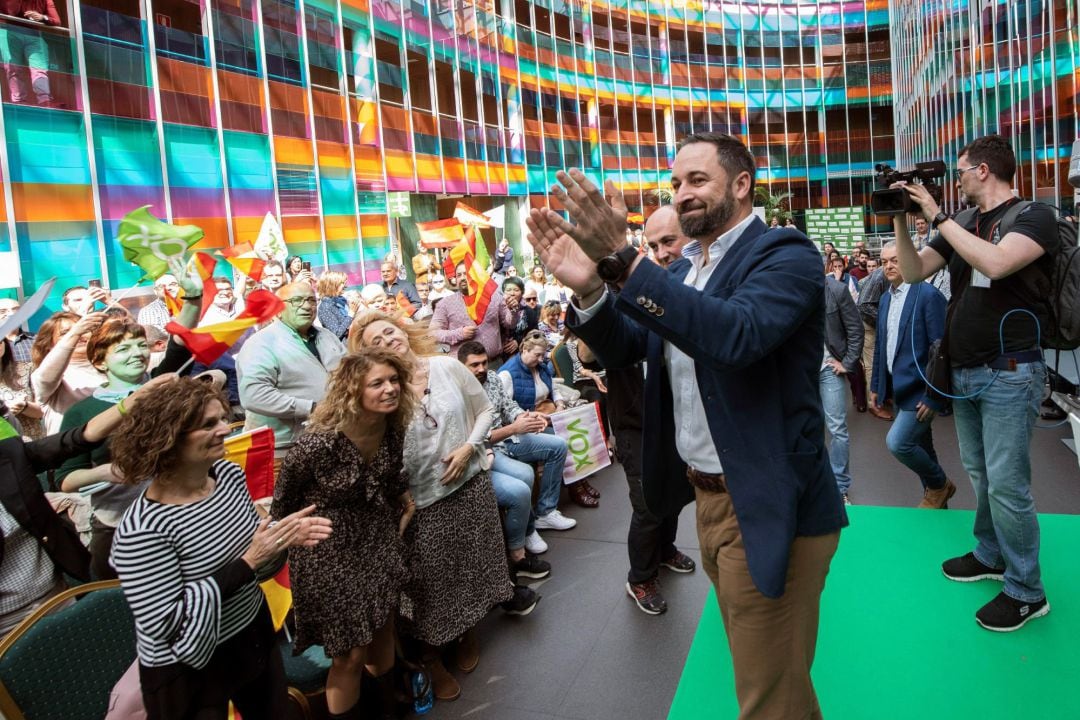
[893,134,1060,633]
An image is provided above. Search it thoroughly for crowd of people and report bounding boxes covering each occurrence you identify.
[0,132,1064,720]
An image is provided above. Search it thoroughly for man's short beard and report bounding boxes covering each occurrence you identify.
[678,192,737,240]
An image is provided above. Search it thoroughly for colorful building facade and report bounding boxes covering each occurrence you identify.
[891,0,1080,211]
[1,0,899,310]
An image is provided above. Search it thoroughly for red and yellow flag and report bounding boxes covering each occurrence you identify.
[416,218,465,249]
[452,201,492,229]
[224,425,291,634]
[190,251,218,320]
[396,290,416,317]
[442,227,497,323]
[163,289,184,318]
[219,242,266,283]
[165,289,284,366]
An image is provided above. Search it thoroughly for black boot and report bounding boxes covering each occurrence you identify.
[327,701,363,720]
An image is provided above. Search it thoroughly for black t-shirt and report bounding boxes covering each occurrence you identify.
[928,199,1060,367]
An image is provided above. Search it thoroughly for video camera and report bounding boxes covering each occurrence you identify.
[870,160,948,215]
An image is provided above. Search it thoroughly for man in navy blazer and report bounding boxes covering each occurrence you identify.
[526,133,847,720]
[870,242,954,508]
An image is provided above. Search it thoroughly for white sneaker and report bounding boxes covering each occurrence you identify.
[524,530,548,555]
[534,509,577,531]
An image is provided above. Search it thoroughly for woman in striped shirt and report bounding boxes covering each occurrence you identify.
[110,378,332,720]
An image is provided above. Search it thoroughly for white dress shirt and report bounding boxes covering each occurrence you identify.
[576,213,757,474]
[885,282,909,375]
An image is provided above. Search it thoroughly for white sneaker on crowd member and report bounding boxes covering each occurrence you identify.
[534,509,577,531]
[524,530,548,555]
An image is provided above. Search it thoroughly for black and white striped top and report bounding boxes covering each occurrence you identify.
[111,460,262,669]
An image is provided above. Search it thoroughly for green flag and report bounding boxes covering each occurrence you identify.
[118,206,204,279]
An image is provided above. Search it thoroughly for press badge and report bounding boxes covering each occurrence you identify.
[971,222,1003,288]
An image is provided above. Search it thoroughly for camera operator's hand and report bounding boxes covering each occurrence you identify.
[891,181,939,221]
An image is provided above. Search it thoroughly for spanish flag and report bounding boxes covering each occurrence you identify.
[189,251,218,320]
[442,227,497,323]
[219,242,266,283]
[165,289,284,365]
[452,201,492,229]
[396,290,416,317]
[226,425,293,633]
[416,218,465,249]
[163,289,184,318]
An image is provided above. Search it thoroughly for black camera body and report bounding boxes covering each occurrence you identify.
[870,160,948,215]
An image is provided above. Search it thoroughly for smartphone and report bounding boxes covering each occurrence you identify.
[88,279,102,289]
[301,261,312,272]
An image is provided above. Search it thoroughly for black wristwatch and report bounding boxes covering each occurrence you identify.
[596,244,639,284]
[931,211,949,229]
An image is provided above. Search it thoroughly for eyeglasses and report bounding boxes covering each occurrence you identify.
[420,388,438,429]
[284,296,317,307]
[954,165,980,180]
[524,297,539,303]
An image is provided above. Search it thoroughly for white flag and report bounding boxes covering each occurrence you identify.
[253,212,287,263]
[482,204,505,229]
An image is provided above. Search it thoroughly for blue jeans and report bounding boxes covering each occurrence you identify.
[886,408,946,490]
[491,453,535,551]
[819,366,851,494]
[952,361,1046,602]
[500,430,567,518]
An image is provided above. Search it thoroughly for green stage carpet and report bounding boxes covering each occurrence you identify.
[669,506,1079,719]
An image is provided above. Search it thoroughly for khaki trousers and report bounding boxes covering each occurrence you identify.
[862,324,876,392]
[695,488,839,720]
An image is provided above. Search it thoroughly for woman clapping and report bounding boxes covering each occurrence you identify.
[110,378,331,720]
[274,348,417,720]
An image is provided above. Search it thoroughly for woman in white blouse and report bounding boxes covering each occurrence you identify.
[351,311,514,703]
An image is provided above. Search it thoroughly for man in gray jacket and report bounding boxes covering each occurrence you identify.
[821,274,864,503]
[237,281,346,455]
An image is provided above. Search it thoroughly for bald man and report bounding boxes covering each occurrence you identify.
[644,205,691,268]
[613,204,696,615]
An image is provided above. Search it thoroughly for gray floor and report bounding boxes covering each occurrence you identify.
[427,405,1080,720]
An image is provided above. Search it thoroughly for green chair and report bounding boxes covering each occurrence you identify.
[279,636,332,719]
[0,580,134,720]
[551,341,574,382]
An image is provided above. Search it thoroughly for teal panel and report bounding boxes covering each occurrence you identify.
[223,130,274,191]
[3,106,89,185]
[16,220,99,323]
[318,169,355,216]
[91,116,161,187]
[163,124,223,189]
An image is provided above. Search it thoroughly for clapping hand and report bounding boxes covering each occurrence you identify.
[243,505,332,569]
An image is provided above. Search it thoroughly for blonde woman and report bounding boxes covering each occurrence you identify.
[351,311,514,702]
[316,270,351,339]
[274,348,416,719]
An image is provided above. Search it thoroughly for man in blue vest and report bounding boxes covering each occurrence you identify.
[527,133,847,720]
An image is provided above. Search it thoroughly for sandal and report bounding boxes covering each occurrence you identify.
[582,480,601,499]
[569,481,599,508]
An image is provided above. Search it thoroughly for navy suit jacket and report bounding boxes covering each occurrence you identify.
[570,216,848,598]
[871,282,947,412]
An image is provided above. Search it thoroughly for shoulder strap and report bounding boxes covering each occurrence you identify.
[997,199,1034,238]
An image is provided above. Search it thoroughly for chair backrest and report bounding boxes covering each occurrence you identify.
[0,581,136,720]
[551,342,573,381]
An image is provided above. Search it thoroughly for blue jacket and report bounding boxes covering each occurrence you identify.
[501,354,553,411]
[570,217,848,598]
[871,282,947,412]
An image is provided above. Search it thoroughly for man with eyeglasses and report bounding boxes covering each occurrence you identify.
[237,282,345,455]
[894,133,1059,632]
[199,276,244,325]
[136,274,182,331]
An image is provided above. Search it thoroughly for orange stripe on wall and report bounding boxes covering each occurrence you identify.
[281,215,321,243]
[178,218,230,250]
[274,136,314,166]
[13,183,94,222]
[324,215,357,242]
[360,215,389,236]
[316,141,350,169]
[443,158,466,182]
